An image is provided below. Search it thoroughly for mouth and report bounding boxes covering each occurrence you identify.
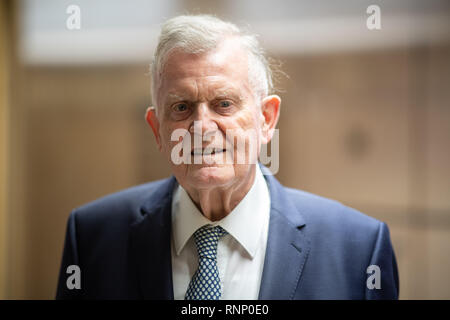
[191,148,226,156]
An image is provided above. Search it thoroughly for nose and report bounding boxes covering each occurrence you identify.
[189,102,218,135]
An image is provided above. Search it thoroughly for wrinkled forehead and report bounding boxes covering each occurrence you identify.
[157,37,251,93]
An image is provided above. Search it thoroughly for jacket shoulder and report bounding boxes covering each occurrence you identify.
[72,177,174,226]
[283,186,383,238]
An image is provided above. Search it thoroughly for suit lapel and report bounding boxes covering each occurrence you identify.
[129,176,177,299]
[258,166,311,299]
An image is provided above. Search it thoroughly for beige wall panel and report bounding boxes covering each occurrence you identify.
[401,225,430,299]
[276,51,410,209]
[428,228,450,299]
[426,46,450,211]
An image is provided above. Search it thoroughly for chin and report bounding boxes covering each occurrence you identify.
[186,164,235,189]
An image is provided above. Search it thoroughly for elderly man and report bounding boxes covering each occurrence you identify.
[56,15,399,300]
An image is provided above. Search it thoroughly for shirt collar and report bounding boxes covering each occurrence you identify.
[171,164,270,258]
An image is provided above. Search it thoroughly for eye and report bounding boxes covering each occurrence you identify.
[218,100,232,108]
[173,103,189,112]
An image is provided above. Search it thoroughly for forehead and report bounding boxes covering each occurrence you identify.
[157,38,251,99]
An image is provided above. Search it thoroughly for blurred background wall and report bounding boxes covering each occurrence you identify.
[0,0,449,299]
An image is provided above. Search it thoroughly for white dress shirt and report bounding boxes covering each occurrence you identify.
[171,165,271,300]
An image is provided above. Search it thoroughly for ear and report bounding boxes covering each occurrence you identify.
[145,106,162,152]
[260,95,281,144]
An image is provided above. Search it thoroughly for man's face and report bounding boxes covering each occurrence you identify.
[149,37,266,191]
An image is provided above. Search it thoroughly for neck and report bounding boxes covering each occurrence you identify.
[184,165,257,221]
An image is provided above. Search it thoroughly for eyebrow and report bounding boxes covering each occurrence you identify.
[164,89,244,106]
[213,90,244,102]
[165,93,186,104]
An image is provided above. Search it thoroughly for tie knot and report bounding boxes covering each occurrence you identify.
[193,225,227,260]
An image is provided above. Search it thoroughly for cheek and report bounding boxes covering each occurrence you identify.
[221,110,262,157]
[221,110,260,131]
[159,123,187,154]
[233,110,263,142]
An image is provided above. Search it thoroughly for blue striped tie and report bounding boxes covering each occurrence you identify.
[185,225,227,300]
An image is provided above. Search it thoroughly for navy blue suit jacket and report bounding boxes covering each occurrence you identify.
[56,164,399,299]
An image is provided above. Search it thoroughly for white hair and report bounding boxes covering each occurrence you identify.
[150,14,274,110]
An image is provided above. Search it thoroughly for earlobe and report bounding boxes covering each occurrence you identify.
[145,106,162,151]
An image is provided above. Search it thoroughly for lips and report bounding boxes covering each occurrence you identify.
[191,148,226,156]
